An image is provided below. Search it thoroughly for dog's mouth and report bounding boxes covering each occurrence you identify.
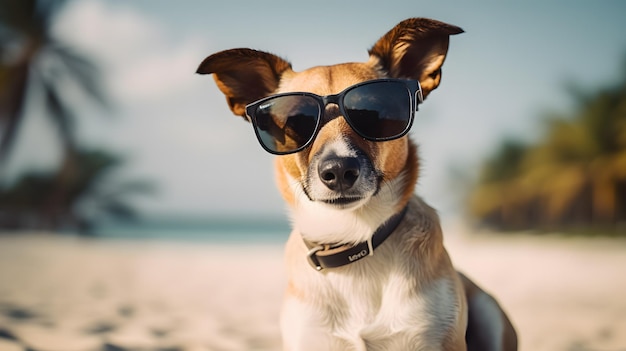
[319,196,365,209]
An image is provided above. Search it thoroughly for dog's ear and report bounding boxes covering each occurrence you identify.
[369,18,463,98]
[197,49,293,120]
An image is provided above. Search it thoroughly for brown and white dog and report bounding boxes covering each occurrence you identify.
[198,18,516,351]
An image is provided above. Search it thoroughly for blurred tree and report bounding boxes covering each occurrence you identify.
[0,0,107,168]
[469,59,626,234]
[0,0,152,234]
[0,149,154,235]
[468,139,533,230]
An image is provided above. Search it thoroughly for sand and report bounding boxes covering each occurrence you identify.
[0,224,624,351]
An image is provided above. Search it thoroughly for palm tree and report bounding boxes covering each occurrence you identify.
[1,0,153,234]
[0,0,107,171]
[0,149,154,234]
[522,70,626,227]
[468,139,532,229]
[469,58,626,233]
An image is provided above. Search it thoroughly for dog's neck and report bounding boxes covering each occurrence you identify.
[302,205,408,270]
[288,173,409,246]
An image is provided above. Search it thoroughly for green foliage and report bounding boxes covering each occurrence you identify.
[0,149,154,234]
[468,60,626,235]
[479,139,528,184]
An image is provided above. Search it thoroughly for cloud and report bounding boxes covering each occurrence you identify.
[54,0,204,103]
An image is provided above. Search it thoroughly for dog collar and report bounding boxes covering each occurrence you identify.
[303,206,408,271]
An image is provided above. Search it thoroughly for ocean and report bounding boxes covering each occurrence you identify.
[94,215,292,243]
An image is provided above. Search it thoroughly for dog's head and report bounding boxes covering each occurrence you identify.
[198,18,462,244]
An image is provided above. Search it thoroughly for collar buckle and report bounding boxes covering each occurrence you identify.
[366,236,374,257]
[306,245,325,271]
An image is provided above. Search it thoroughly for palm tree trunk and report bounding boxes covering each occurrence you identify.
[0,61,30,174]
[592,175,616,225]
[40,142,77,230]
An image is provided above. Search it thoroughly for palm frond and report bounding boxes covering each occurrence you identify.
[47,41,110,109]
[0,61,29,167]
[100,200,139,221]
[38,69,76,150]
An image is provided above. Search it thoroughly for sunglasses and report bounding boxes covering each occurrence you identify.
[245,78,423,155]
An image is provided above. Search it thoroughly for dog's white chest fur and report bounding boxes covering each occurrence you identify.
[281,244,462,351]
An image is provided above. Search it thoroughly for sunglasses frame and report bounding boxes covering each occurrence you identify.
[245,78,424,155]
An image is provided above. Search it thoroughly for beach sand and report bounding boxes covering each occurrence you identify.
[0,224,624,351]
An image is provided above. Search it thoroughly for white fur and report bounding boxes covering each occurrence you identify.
[281,298,337,351]
[281,246,463,351]
[288,170,407,245]
[287,137,409,245]
[326,137,358,158]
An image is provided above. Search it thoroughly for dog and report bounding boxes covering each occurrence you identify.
[197,17,517,351]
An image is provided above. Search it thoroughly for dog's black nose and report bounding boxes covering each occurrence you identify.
[318,156,361,191]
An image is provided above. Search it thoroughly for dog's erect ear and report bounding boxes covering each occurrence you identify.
[197,49,293,120]
[369,18,463,98]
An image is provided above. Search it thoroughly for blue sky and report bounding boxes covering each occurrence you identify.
[8,1,626,219]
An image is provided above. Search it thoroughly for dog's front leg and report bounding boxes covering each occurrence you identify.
[281,297,333,351]
[281,297,354,351]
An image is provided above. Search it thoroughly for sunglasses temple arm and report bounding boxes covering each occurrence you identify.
[414,82,424,112]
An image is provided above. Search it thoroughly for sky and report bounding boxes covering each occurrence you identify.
[7,0,626,219]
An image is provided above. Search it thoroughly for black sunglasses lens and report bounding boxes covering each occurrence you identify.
[343,81,411,140]
[252,95,320,153]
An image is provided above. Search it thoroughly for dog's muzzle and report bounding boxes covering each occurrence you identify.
[304,144,379,208]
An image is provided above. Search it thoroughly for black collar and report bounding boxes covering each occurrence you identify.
[303,206,408,271]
